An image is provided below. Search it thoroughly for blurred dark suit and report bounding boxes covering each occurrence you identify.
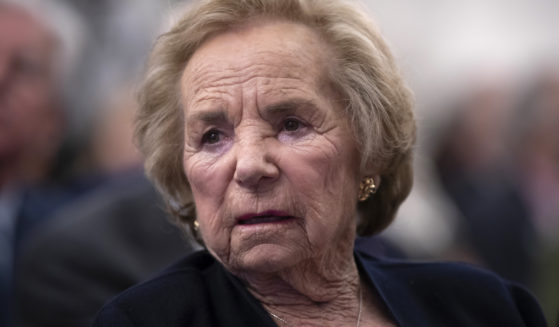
[13,172,195,327]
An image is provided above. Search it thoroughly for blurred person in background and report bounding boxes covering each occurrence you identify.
[12,1,196,326]
[13,88,194,326]
[0,4,63,188]
[433,72,538,286]
[432,68,559,324]
[512,68,559,250]
[510,67,559,324]
[0,0,86,324]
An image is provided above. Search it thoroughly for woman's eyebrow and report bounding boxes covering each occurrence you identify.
[185,100,319,127]
[263,99,318,118]
[187,109,228,125]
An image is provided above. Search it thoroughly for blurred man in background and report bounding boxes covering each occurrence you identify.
[0,3,63,188]
[0,1,86,324]
[8,1,195,326]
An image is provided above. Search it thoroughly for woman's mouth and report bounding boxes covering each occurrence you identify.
[236,211,295,225]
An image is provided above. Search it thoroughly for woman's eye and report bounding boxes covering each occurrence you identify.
[283,118,300,132]
[201,129,222,144]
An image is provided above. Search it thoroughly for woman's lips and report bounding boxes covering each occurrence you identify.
[236,210,295,225]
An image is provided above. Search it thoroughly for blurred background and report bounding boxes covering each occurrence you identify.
[1,0,557,325]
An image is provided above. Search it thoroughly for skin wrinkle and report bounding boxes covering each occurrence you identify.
[189,63,306,92]
[180,21,392,326]
[187,53,313,105]
[186,78,319,118]
[184,84,337,152]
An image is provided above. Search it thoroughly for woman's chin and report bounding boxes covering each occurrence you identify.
[229,244,304,274]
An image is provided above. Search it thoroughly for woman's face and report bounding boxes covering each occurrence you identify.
[181,21,362,274]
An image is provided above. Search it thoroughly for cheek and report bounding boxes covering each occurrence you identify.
[281,135,360,238]
[184,151,231,202]
[183,152,234,249]
[288,136,359,200]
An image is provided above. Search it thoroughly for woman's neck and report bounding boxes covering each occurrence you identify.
[238,239,362,325]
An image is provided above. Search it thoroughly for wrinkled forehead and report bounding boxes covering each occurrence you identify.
[180,20,333,101]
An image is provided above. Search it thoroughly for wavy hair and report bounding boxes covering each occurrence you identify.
[136,0,416,240]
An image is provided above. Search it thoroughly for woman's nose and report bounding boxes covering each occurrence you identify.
[233,139,279,189]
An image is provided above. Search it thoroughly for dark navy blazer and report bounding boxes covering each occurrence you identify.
[93,249,547,326]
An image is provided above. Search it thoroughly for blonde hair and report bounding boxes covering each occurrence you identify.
[136,0,416,239]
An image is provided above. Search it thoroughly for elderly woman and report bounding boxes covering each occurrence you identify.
[94,0,546,326]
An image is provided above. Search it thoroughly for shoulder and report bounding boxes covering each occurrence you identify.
[357,248,516,292]
[356,250,547,326]
[93,251,219,327]
[94,250,277,327]
[361,251,506,288]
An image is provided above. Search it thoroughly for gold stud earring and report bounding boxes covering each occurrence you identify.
[193,220,199,231]
[359,177,377,201]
